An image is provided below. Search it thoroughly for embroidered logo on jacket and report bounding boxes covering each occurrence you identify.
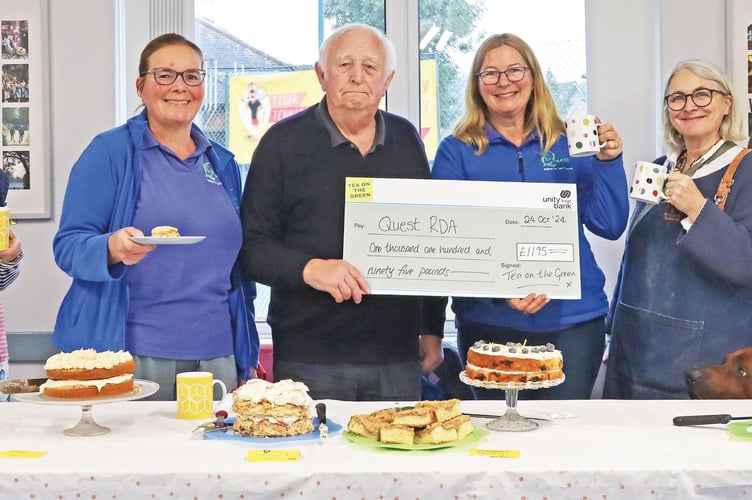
[203,162,222,185]
[541,151,572,171]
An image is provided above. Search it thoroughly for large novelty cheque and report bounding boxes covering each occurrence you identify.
[343,178,581,299]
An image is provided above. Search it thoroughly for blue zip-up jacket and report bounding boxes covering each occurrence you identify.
[52,110,259,378]
[432,125,628,332]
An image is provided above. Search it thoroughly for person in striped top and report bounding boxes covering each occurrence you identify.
[0,228,23,401]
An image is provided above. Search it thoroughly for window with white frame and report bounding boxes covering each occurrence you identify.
[193,0,586,321]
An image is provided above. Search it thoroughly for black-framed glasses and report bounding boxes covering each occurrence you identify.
[476,66,529,85]
[141,67,206,87]
[664,88,724,111]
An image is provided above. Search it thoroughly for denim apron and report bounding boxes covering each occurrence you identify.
[605,154,752,399]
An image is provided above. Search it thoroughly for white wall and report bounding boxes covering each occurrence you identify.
[3,0,117,335]
[2,0,740,342]
[585,0,661,298]
[585,0,735,298]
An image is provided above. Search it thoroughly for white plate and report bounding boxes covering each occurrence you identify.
[343,425,489,450]
[11,380,160,405]
[130,236,205,245]
[459,372,565,391]
[204,417,342,443]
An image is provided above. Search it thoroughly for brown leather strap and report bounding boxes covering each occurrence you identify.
[714,148,751,211]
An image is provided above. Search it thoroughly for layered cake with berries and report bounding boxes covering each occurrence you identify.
[465,341,564,384]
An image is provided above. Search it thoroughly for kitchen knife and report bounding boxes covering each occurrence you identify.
[316,402,328,439]
[0,378,47,394]
[193,410,231,433]
[464,412,501,419]
[672,414,752,426]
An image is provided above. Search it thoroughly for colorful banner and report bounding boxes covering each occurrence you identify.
[419,58,439,161]
[228,62,439,164]
[229,71,322,164]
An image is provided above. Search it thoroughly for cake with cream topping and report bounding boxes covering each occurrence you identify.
[41,349,136,398]
[465,341,564,384]
[231,379,314,437]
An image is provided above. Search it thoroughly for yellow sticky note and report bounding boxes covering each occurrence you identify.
[0,450,48,459]
[469,448,520,459]
[345,177,373,202]
[245,449,300,462]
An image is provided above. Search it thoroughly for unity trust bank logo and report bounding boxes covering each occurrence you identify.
[542,189,573,209]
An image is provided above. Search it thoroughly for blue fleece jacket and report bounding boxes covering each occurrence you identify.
[52,110,259,378]
[432,125,628,332]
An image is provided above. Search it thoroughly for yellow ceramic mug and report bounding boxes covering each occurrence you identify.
[176,371,227,420]
[0,207,9,251]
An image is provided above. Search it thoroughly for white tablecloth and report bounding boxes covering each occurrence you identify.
[1,397,752,499]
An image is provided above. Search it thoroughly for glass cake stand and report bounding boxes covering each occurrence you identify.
[459,372,565,432]
[12,380,159,436]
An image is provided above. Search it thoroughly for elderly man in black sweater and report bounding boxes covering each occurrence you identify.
[240,23,444,401]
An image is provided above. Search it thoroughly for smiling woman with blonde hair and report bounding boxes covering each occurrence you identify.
[454,33,563,156]
[432,32,629,401]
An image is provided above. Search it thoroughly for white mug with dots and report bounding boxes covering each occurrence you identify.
[630,161,669,204]
[565,115,604,157]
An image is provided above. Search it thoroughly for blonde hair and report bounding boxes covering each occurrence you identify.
[453,33,564,155]
[662,59,745,153]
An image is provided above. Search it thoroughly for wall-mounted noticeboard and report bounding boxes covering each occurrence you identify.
[0,0,50,218]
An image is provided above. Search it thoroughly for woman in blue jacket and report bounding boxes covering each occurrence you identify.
[432,33,628,399]
[53,33,259,400]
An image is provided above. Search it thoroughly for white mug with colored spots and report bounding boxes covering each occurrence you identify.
[565,114,604,157]
[630,161,669,204]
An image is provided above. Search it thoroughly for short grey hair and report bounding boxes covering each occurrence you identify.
[318,23,396,77]
[662,59,745,153]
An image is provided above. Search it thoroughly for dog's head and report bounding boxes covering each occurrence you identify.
[685,347,752,399]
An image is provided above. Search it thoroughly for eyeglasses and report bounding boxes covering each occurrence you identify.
[476,66,529,85]
[141,67,206,87]
[664,88,724,111]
